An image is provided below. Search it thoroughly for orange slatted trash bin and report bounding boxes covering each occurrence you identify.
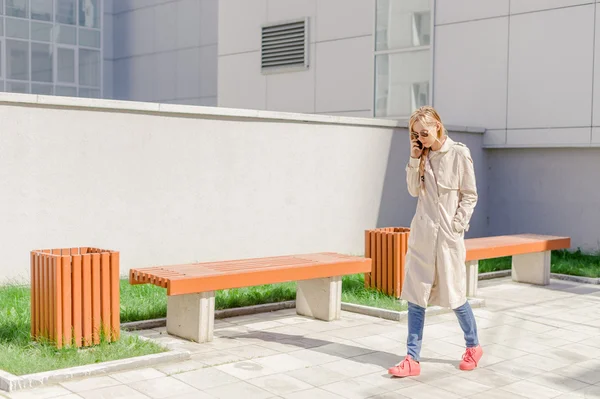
[30,247,120,348]
[364,227,410,298]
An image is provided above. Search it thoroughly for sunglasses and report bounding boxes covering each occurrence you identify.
[411,131,430,140]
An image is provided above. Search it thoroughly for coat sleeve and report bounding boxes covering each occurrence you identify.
[406,157,421,198]
[453,148,478,233]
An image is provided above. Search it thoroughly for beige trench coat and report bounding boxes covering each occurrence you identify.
[400,136,478,309]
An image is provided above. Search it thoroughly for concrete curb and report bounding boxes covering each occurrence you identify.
[121,301,297,331]
[341,298,486,322]
[478,270,599,285]
[0,335,190,392]
[478,270,511,280]
[550,273,600,285]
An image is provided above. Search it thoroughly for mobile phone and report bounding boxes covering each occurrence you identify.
[415,140,423,149]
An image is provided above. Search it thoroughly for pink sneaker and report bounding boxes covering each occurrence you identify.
[460,345,483,371]
[388,355,421,377]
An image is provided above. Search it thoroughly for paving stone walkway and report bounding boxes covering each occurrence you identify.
[3,277,600,399]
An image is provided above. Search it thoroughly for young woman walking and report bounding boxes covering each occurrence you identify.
[388,106,482,378]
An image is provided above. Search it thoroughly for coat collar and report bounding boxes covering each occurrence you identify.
[431,135,455,154]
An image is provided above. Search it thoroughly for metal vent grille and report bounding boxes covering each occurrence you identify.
[261,18,309,71]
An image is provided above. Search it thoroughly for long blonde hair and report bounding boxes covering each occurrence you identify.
[408,106,446,190]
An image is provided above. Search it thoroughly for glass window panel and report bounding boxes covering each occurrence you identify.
[375,0,431,51]
[55,24,76,44]
[56,85,76,96]
[0,17,4,33]
[56,0,75,25]
[78,28,100,48]
[0,81,4,90]
[57,47,74,82]
[374,50,430,117]
[0,41,2,77]
[6,0,28,18]
[0,0,4,15]
[31,0,52,21]
[31,21,52,41]
[32,83,53,94]
[78,87,99,98]
[7,81,29,93]
[6,39,29,80]
[79,0,99,28]
[6,17,29,39]
[31,42,52,82]
[78,48,99,86]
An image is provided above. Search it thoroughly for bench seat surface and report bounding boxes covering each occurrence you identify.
[465,234,570,262]
[129,252,371,295]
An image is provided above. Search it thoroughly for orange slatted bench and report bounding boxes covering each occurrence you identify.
[464,234,571,297]
[129,252,371,343]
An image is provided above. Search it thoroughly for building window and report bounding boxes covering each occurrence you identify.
[0,0,102,98]
[374,0,433,118]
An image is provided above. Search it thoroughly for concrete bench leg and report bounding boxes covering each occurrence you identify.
[296,276,342,321]
[512,251,551,286]
[167,291,215,343]
[466,260,479,297]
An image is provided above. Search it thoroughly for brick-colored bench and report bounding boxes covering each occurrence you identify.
[129,253,371,343]
[465,234,571,297]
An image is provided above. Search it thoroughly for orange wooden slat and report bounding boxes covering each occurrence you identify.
[110,252,120,341]
[48,256,55,344]
[364,230,371,288]
[376,232,382,291]
[41,254,47,340]
[398,232,406,297]
[381,232,388,294]
[54,256,63,348]
[30,252,36,338]
[82,255,92,346]
[387,233,393,296]
[369,234,376,289]
[72,254,82,347]
[100,253,110,341]
[61,255,72,347]
[91,253,101,345]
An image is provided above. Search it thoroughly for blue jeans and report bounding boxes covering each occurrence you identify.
[406,301,479,362]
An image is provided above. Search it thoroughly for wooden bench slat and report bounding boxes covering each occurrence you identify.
[465,234,570,261]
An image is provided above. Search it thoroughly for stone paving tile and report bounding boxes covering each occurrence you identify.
[284,365,348,387]
[246,373,313,395]
[6,278,600,399]
[172,367,241,390]
[203,381,274,399]
[281,388,347,399]
[154,359,206,375]
[78,385,150,399]
[127,376,200,398]
[60,376,120,393]
[215,360,279,381]
[3,386,74,398]
[319,379,388,399]
[109,368,165,384]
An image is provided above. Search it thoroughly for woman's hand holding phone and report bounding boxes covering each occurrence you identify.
[410,134,423,159]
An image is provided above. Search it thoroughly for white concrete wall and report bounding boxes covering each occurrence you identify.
[487,148,600,252]
[433,1,599,148]
[217,0,375,117]
[0,93,406,283]
[111,0,218,105]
